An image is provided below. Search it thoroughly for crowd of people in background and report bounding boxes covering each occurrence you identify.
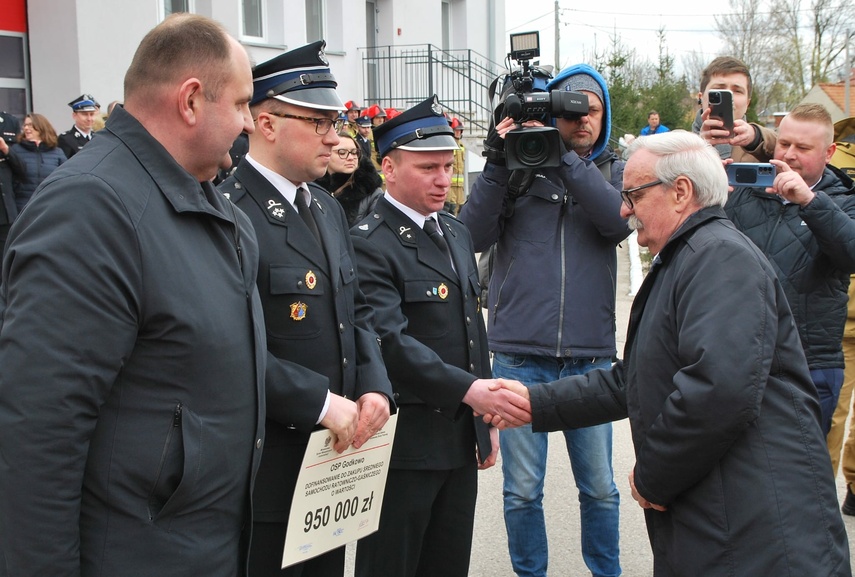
[0,93,128,240]
[2,15,855,577]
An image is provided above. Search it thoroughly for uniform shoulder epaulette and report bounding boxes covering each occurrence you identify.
[439,209,463,224]
[218,177,247,203]
[351,211,384,236]
[307,181,331,197]
[439,210,466,232]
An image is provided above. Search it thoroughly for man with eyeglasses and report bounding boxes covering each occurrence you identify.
[487,130,850,577]
[218,42,394,577]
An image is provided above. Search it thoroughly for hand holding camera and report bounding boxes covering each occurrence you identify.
[483,31,589,171]
[482,116,511,166]
[768,159,816,207]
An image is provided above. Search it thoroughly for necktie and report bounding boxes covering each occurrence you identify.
[295,188,321,244]
[424,217,451,263]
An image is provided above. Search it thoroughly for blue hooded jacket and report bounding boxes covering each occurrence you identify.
[460,64,630,358]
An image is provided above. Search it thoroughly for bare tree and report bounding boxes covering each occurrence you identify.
[766,0,855,103]
[714,0,781,113]
[806,0,855,84]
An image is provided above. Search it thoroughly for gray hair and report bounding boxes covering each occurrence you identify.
[626,130,728,208]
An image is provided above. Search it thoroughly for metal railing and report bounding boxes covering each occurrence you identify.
[359,44,505,136]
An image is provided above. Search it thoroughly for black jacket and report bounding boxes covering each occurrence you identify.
[316,155,383,227]
[351,198,491,469]
[529,207,849,576]
[725,165,855,368]
[219,161,393,521]
[0,105,266,577]
[0,112,22,227]
[57,125,93,159]
[9,140,65,211]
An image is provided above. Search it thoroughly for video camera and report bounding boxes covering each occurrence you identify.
[486,31,589,170]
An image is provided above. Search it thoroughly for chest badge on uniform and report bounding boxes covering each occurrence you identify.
[305,270,317,290]
[290,302,308,321]
[434,283,449,300]
[267,199,286,220]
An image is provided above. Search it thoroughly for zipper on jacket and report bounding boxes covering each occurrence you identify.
[556,205,567,357]
[226,199,243,273]
[762,202,788,253]
[148,402,182,519]
[492,256,515,321]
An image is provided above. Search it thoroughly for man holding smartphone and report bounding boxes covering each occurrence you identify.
[725,103,855,439]
[692,56,776,161]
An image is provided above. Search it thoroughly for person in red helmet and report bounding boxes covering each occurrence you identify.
[344,100,362,137]
[366,104,387,127]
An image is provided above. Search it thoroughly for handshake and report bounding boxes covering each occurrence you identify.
[463,378,533,429]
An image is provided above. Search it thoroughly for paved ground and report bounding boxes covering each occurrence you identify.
[345,242,855,576]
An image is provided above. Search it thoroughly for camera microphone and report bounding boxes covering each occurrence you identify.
[504,94,522,122]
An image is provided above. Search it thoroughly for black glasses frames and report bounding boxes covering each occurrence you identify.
[620,180,663,209]
[264,112,345,135]
[333,148,360,159]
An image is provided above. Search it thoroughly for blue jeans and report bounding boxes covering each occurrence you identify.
[811,367,844,436]
[494,352,621,577]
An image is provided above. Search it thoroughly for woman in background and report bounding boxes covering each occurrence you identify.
[316,132,383,227]
[10,113,66,212]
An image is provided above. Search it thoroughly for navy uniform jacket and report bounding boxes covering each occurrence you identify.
[57,125,93,159]
[219,161,393,521]
[351,197,491,470]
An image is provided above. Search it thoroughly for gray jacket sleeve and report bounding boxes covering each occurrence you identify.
[0,175,141,576]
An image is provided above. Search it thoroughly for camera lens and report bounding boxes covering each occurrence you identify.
[735,168,757,184]
[514,132,549,167]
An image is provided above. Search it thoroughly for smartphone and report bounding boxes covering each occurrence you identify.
[726,163,776,188]
[708,89,734,136]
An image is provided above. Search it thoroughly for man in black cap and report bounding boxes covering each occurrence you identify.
[217,41,394,577]
[0,110,23,246]
[57,94,100,159]
[354,114,373,158]
[350,95,531,577]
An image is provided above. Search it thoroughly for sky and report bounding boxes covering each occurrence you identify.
[504,1,725,74]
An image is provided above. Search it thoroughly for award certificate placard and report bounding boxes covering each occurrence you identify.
[281,414,397,568]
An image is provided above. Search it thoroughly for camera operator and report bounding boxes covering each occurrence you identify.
[459,64,629,577]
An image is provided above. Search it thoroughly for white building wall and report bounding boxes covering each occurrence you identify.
[27,0,503,130]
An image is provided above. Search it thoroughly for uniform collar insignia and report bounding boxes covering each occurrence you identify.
[398,225,416,244]
[266,198,286,220]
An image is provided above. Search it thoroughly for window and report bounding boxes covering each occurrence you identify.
[0,34,28,119]
[242,0,265,40]
[305,0,325,43]
[162,0,193,18]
